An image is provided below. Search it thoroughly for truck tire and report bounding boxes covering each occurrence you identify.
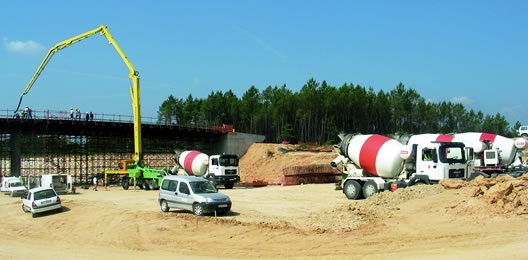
[522,134,528,138]
[362,180,379,198]
[160,200,169,212]
[192,203,204,216]
[224,183,234,189]
[344,180,362,200]
[122,177,130,190]
[143,181,151,191]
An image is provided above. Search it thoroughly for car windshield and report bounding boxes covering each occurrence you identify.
[189,181,217,194]
[34,189,56,200]
[10,182,22,187]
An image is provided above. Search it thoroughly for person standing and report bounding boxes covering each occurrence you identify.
[89,112,94,121]
[85,112,90,122]
[92,176,98,191]
[75,108,81,120]
[70,108,74,120]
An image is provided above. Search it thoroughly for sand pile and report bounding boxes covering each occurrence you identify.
[307,185,445,233]
[239,143,336,185]
[441,175,528,215]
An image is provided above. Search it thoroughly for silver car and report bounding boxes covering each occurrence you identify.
[159,176,232,216]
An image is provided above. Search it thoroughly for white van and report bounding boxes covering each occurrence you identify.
[158,175,231,216]
[1,177,28,197]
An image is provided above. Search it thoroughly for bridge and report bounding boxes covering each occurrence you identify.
[0,109,264,184]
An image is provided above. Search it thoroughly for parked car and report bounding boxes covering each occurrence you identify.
[158,175,232,216]
[21,187,62,218]
[1,176,27,197]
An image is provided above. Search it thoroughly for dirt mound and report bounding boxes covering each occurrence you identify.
[239,143,336,185]
[306,185,445,233]
[441,175,528,215]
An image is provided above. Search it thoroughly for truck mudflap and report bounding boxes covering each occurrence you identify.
[214,175,240,185]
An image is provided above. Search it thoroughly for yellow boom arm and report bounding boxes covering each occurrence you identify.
[18,25,143,161]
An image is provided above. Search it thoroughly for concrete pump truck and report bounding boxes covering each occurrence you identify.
[16,25,168,190]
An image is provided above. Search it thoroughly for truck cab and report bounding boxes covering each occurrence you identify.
[414,142,466,181]
[208,154,240,189]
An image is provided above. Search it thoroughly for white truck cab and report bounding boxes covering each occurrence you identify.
[414,142,466,181]
[0,177,28,197]
[208,154,240,189]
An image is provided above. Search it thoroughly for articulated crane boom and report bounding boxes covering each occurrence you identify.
[17,25,143,162]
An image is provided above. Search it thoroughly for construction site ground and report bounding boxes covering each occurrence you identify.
[1,180,528,259]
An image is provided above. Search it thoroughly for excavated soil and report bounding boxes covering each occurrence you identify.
[239,143,336,185]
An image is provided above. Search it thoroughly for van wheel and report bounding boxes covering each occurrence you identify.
[160,200,169,212]
[362,180,378,199]
[224,183,234,189]
[192,203,204,216]
[343,180,362,200]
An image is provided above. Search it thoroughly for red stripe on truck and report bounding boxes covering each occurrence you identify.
[359,135,390,177]
[479,133,496,143]
[183,151,200,175]
[436,134,454,142]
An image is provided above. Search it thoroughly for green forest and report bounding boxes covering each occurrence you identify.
[157,79,521,144]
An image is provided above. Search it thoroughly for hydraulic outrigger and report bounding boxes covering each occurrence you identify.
[17,25,167,190]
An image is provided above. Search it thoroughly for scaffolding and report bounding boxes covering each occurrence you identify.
[0,133,215,185]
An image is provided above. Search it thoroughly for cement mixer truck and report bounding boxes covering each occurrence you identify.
[332,134,468,200]
[172,150,240,189]
[453,132,526,175]
[404,133,527,176]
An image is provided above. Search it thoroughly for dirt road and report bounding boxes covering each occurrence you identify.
[1,184,527,259]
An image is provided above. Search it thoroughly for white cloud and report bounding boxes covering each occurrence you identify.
[3,37,45,54]
[450,96,473,105]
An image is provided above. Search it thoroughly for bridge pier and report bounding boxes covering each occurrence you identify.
[10,133,21,177]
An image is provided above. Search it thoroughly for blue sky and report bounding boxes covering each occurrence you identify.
[1,0,527,124]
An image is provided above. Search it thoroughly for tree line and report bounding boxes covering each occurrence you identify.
[158,79,520,144]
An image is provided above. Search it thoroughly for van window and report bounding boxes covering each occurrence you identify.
[161,180,170,190]
[179,183,190,195]
[168,181,178,192]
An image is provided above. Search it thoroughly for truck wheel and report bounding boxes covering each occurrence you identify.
[224,183,234,189]
[122,178,130,190]
[143,181,151,191]
[362,180,378,199]
[523,134,528,138]
[160,200,169,212]
[343,180,362,200]
[192,203,204,216]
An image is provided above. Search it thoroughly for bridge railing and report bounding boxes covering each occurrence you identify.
[0,109,234,132]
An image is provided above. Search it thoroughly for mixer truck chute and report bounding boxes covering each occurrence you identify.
[332,134,468,200]
[173,150,240,189]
